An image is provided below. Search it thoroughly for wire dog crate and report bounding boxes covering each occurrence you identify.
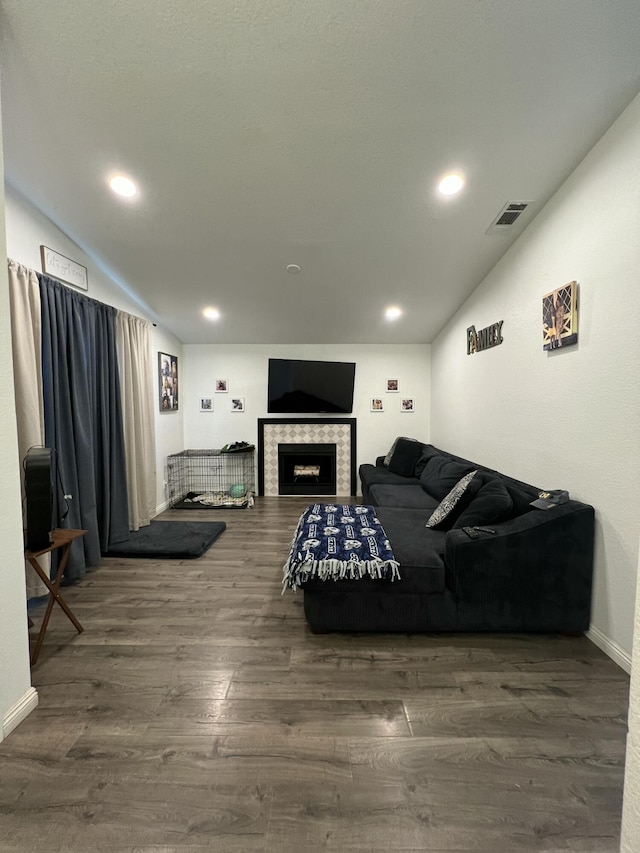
[167,449,255,509]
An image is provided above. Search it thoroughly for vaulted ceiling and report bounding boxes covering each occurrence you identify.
[2,1,639,344]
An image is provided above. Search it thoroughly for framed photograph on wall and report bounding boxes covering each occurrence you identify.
[199,397,213,412]
[370,398,384,412]
[401,398,415,412]
[158,352,179,411]
[543,281,579,351]
[231,397,245,412]
[386,378,399,392]
[215,378,228,392]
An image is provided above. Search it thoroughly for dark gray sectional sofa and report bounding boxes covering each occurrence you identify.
[302,439,595,634]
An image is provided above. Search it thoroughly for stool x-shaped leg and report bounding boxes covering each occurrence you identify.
[25,529,86,665]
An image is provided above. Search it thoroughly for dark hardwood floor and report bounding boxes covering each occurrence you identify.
[1,497,629,852]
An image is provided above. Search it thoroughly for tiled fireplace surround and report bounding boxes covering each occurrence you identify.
[257,418,357,497]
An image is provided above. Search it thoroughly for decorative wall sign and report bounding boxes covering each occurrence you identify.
[231,397,245,412]
[159,352,179,411]
[215,379,228,392]
[543,281,578,350]
[370,398,384,412]
[199,397,213,412]
[401,398,414,412]
[386,379,399,392]
[40,245,88,290]
[467,320,504,354]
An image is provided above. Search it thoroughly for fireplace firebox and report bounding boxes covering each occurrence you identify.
[278,443,337,495]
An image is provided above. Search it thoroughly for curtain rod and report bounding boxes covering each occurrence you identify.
[9,258,158,327]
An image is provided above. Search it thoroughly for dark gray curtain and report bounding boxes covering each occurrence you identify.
[39,274,130,580]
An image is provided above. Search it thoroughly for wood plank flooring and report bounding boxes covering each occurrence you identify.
[0,497,629,852]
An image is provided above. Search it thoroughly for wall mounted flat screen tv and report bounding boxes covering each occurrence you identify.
[267,358,356,414]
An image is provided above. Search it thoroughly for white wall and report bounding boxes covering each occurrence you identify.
[5,185,152,317]
[4,186,184,514]
[622,540,640,850]
[183,343,431,491]
[431,92,640,667]
[0,100,36,741]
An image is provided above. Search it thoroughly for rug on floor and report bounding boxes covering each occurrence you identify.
[106,520,226,558]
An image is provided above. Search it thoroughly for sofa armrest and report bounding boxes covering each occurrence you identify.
[375,456,386,467]
[444,502,595,632]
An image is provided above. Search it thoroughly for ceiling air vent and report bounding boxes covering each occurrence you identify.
[486,201,532,234]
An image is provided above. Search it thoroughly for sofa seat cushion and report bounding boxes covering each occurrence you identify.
[420,455,475,500]
[376,507,446,593]
[302,506,446,595]
[370,483,440,511]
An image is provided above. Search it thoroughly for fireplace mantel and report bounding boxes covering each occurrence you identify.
[257,418,357,496]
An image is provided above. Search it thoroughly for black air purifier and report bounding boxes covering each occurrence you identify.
[24,447,54,552]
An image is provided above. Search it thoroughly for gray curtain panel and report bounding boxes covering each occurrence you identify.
[39,274,130,580]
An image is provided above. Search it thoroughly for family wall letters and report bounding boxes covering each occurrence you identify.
[467,320,504,355]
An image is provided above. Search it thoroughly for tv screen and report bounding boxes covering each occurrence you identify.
[268,358,356,414]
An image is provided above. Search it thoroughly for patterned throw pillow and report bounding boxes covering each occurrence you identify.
[426,470,479,530]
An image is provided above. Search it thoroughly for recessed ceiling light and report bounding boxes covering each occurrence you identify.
[202,307,220,321]
[385,306,403,321]
[286,264,301,274]
[108,174,138,198]
[438,173,465,197]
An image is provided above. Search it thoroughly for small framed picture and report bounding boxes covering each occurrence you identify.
[199,397,213,412]
[231,397,245,412]
[370,398,384,412]
[386,378,399,392]
[215,379,228,392]
[401,398,415,412]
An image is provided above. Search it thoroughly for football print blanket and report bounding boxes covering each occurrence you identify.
[282,503,400,591]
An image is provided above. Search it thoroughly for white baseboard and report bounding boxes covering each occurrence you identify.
[587,625,632,674]
[155,499,171,514]
[1,687,38,741]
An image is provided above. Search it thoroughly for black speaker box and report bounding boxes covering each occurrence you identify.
[25,447,54,552]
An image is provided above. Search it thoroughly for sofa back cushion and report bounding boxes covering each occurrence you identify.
[420,454,475,501]
[423,445,539,520]
[502,482,536,518]
[370,483,439,511]
[452,478,514,528]
[384,436,418,467]
[387,437,426,477]
[414,444,441,478]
